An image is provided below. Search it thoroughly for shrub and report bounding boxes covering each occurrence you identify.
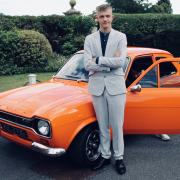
[0,30,53,75]
[113,13,180,56]
[0,15,95,55]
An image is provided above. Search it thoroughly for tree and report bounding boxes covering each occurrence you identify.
[149,0,173,14]
[106,0,147,13]
[106,0,172,14]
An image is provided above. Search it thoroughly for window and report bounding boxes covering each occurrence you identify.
[160,61,179,88]
[159,62,177,78]
[138,66,158,88]
[126,56,153,87]
[57,55,131,82]
[56,54,89,80]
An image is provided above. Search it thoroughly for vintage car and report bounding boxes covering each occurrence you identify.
[0,47,180,166]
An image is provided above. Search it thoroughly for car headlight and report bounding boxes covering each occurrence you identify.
[37,120,50,136]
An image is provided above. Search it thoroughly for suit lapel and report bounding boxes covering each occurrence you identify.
[105,28,115,57]
[94,30,102,56]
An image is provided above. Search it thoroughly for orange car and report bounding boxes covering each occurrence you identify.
[0,47,180,166]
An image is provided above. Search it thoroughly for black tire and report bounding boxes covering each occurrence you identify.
[68,123,100,167]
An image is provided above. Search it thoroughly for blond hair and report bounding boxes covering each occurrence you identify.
[96,4,112,13]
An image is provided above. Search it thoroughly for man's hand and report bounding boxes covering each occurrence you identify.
[114,50,121,57]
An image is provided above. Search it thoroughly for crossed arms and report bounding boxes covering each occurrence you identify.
[84,34,127,72]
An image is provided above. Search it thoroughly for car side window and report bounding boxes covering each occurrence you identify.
[126,56,153,87]
[160,62,177,78]
[138,66,158,88]
[160,61,179,88]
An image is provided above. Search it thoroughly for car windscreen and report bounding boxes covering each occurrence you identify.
[55,53,130,81]
[55,53,89,81]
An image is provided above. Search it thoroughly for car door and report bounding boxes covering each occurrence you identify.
[124,58,180,134]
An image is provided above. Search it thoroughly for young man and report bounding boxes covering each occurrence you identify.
[84,4,127,175]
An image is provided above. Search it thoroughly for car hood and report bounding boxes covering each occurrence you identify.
[0,81,89,119]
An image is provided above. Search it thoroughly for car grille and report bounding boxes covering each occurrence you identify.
[0,111,51,138]
[0,111,33,128]
[1,123,28,139]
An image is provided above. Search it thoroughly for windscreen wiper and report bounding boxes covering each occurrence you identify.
[65,75,87,82]
[65,75,81,79]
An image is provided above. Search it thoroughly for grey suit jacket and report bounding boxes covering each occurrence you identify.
[84,28,127,96]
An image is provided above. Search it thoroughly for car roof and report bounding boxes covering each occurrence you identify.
[76,47,172,56]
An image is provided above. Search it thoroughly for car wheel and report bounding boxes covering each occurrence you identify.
[69,124,100,167]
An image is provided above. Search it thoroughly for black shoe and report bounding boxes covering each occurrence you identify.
[115,159,126,175]
[92,155,111,170]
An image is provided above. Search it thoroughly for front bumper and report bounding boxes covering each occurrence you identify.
[32,142,66,157]
[0,126,66,157]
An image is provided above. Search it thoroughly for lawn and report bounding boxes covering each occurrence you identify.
[0,72,55,92]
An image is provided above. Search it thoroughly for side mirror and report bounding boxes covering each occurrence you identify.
[130,84,141,92]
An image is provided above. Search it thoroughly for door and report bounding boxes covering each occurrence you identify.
[124,58,180,134]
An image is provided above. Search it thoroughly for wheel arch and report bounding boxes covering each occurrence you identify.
[66,117,98,151]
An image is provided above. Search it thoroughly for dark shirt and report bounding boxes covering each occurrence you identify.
[100,31,110,56]
[96,31,110,64]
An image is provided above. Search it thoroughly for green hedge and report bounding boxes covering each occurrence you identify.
[1,14,180,56]
[113,13,180,56]
[0,30,53,75]
[0,14,95,55]
[0,13,180,58]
